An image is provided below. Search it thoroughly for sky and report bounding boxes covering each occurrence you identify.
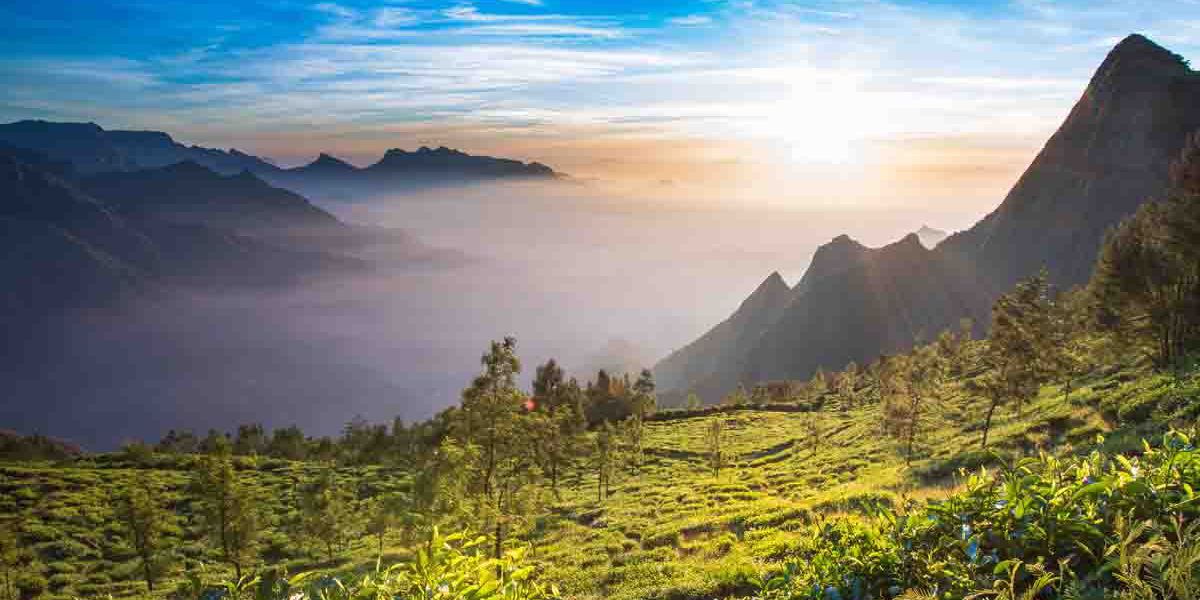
[3,0,1200,215]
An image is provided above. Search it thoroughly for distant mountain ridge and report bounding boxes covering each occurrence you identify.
[0,120,563,199]
[0,146,464,317]
[655,34,1200,401]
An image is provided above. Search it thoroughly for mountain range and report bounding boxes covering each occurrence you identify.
[655,34,1200,402]
[0,120,561,201]
[0,145,468,318]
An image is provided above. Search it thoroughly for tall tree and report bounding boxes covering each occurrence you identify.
[632,369,657,418]
[298,465,357,562]
[1092,133,1200,367]
[593,421,623,501]
[976,273,1061,448]
[117,480,168,592]
[191,449,259,581]
[837,361,859,409]
[531,360,588,496]
[450,337,544,564]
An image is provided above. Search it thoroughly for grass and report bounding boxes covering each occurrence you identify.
[2,357,1198,599]
[0,456,408,599]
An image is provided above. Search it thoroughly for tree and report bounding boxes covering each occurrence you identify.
[686,392,702,411]
[837,361,859,409]
[976,273,1061,448]
[723,383,748,406]
[191,449,259,581]
[882,346,943,464]
[808,368,828,400]
[531,360,588,496]
[364,494,404,562]
[1092,133,1200,367]
[593,421,622,501]
[298,465,357,562]
[800,411,822,457]
[117,480,168,592]
[450,337,545,564]
[706,420,725,477]
[233,423,266,456]
[266,425,308,461]
[632,369,657,418]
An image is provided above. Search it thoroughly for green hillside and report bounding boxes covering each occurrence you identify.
[2,351,1198,599]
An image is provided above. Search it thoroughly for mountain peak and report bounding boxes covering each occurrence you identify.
[1090,34,1192,93]
[1109,34,1187,65]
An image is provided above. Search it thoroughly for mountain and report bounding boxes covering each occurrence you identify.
[81,161,340,234]
[0,120,277,175]
[940,33,1200,287]
[656,34,1200,401]
[654,271,792,397]
[0,120,563,200]
[291,153,359,177]
[916,225,948,248]
[0,146,156,314]
[0,146,383,317]
[264,146,560,199]
[367,146,555,178]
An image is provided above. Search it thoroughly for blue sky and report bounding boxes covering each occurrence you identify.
[2,0,1199,209]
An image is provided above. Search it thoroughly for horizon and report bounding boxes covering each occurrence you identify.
[5,1,1200,216]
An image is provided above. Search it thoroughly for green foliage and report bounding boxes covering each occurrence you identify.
[191,450,262,581]
[116,479,170,592]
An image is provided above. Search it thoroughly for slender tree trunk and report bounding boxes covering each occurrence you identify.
[981,397,999,449]
[143,557,154,592]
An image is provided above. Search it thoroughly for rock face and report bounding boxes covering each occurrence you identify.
[941,34,1200,288]
[655,34,1200,402]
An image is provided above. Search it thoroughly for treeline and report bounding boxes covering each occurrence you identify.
[132,363,658,467]
[0,430,82,462]
[89,339,662,594]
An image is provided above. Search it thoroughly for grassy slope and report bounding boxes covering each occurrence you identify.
[3,356,1197,599]
[531,361,1199,600]
[0,457,408,599]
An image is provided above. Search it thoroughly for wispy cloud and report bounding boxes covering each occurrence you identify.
[669,15,713,27]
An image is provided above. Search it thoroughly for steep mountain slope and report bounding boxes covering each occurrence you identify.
[941,34,1200,287]
[655,271,791,395]
[0,147,371,317]
[657,34,1200,400]
[0,148,155,313]
[743,235,992,384]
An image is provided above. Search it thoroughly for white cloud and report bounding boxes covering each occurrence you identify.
[669,15,713,27]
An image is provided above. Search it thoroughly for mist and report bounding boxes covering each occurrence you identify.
[2,180,979,450]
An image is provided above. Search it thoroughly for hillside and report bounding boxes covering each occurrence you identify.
[3,348,1196,599]
[656,34,1200,402]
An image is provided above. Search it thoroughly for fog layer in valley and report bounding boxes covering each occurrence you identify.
[3,181,966,449]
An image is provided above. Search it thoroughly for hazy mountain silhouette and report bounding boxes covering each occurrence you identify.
[656,34,1200,401]
[0,120,562,200]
